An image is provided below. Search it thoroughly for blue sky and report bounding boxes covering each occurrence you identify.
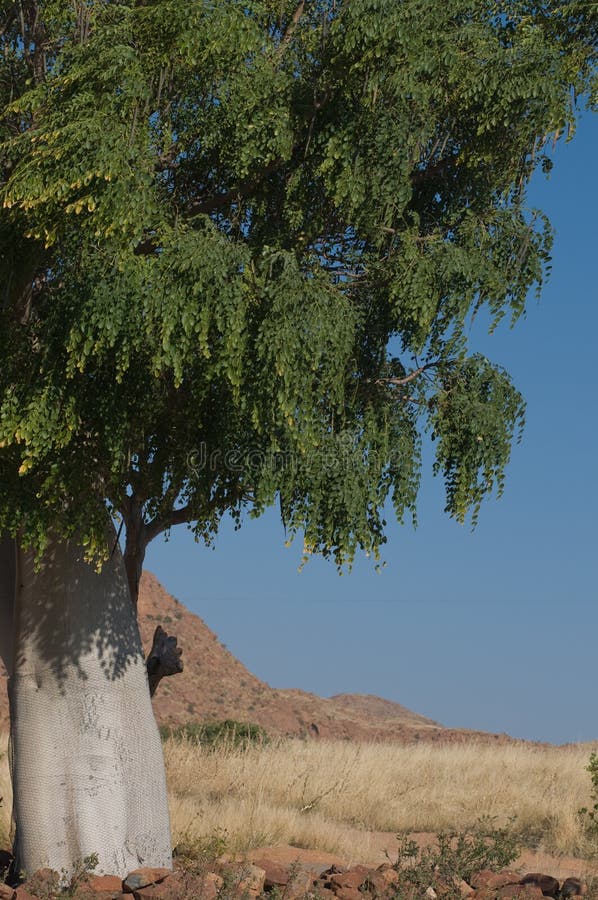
[146,112,598,746]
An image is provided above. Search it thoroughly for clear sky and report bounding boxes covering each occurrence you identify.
[146,112,598,746]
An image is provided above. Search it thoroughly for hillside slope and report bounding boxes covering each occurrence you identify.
[0,570,514,744]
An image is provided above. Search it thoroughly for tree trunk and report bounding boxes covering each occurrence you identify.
[0,529,172,880]
[122,515,184,696]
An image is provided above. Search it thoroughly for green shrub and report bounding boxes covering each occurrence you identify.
[389,817,520,899]
[579,752,598,840]
[160,719,269,749]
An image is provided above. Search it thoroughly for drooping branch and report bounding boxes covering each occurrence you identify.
[134,150,462,258]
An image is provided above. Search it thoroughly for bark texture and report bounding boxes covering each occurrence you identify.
[0,531,172,879]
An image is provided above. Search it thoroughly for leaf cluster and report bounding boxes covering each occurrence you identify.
[0,0,596,566]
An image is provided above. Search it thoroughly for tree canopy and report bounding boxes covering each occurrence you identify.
[0,0,596,571]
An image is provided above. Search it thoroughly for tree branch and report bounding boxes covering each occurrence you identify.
[411,156,458,187]
[187,156,286,217]
[277,0,305,57]
[144,503,193,544]
[373,362,439,387]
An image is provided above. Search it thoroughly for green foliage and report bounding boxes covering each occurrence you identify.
[389,817,521,898]
[22,852,98,900]
[174,827,229,866]
[579,752,598,840]
[160,719,270,749]
[0,0,596,567]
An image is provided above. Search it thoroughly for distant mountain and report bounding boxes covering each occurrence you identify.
[0,570,517,745]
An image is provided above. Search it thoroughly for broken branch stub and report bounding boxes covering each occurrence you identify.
[146,625,184,697]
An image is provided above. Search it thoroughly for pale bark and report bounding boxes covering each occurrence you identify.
[0,530,172,879]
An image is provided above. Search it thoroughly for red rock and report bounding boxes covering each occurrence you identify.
[361,869,395,895]
[25,869,60,898]
[85,875,125,894]
[561,879,586,899]
[431,877,475,899]
[237,865,266,895]
[123,868,172,893]
[329,866,370,892]
[250,859,313,897]
[497,886,543,900]
[471,872,522,891]
[520,875,559,898]
[133,886,170,900]
[311,890,336,900]
[14,889,40,900]
[256,860,290,887]
[249,849,345,881]
[0,885,16,900]
[322,866,349,877]
[471,889,493,900]
[375,865,399,887]
[335,890,364,900]
[80,893,129,900]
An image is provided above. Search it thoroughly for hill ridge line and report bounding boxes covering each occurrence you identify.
[0,569,523,745]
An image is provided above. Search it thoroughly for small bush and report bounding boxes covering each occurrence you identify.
[160,719,269,749]
[579,752,598,841]
[389,817,520,899]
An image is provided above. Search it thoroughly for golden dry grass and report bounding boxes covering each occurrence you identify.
[2,732,598,864]
[163,737,598,863]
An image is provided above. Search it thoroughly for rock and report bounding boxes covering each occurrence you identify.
[14,889,40,900]
[309,890,336,900]
[237,865,266,895]
[85,875,125,894]
[122,868,172,893]
[255,860,290,888]
[247,846,347,878]
[26,868,60,898]
[496,885,543,900]
[520,875,560,898]
[471,871,522,891]
[202,872,224,900]
[361,869,396,895]
[0,885,15,900]
[323,866,349,877]
[426,888,438,900]
[329,866,370,893]
[435,878,474,899]
[333,890,363,900]
[274,864,314,897]
[561,879,585,899]
[133,884,175,900]
[375,864,399,887]
[78,893,130,900]
[246,858,313,897]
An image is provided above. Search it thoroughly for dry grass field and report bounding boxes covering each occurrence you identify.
[163,736,598,862]
[2,733,598,863]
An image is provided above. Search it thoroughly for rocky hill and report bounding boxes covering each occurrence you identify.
[0,570,515,744]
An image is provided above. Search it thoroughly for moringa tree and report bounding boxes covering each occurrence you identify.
[0,0,596,880]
